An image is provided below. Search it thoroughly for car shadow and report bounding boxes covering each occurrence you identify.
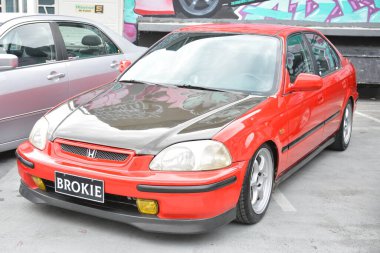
[0,149,16,179]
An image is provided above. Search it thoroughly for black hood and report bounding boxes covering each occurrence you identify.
[49,82,265,154]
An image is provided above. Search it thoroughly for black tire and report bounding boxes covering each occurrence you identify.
[236,144,274,224]
[174,0,222,18]
[330,101,353,151]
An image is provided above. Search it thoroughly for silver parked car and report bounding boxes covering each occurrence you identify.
[0,14,146,152]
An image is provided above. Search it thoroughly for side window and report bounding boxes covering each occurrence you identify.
[0,23,56,67]
[305,33,340,76]
[286,34,314,83]
[57,22,120,60]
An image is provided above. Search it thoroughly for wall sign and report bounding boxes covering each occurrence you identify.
[75,4,104,14]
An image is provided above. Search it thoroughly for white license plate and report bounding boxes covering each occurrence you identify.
[55,172,104,203]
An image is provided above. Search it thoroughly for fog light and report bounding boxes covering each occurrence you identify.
[136,199,158,215]
[32,176,46,191]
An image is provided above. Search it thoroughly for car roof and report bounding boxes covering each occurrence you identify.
[0,14,143,53]
[178,23,316,37]
[0,14,102,25]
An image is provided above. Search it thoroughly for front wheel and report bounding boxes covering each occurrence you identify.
[175,0,222,18]
[330,101,353,151]
[236,144,274,224]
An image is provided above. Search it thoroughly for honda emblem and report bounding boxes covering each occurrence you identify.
[86,149,97,159]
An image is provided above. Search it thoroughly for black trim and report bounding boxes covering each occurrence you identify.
[49,22,66,61]
[19,181,236,234]
[325,111,340,124]
[137,176,237,193]
[302,33,319,76]
[282,110,340,153]
[15,150,34,169]
[276,136,336,186]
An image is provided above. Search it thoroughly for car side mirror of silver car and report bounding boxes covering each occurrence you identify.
[0,54,18,71]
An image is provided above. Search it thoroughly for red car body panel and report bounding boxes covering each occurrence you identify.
[17,24,359,233]
[134,0,175,16]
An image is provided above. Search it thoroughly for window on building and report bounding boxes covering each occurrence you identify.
[287,34,314,83]
[5,0,18,12]
[0,0,3,13]
[38,0,55,14]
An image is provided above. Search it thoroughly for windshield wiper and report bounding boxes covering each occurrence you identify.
[119,79,174,88]
[175,84,226,92]
[119,79,155,85]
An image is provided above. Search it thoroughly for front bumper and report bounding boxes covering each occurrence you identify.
[17,141,248,233]
[19,181,236,234]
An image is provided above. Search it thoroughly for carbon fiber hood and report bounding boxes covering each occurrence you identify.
[48,82,265,154]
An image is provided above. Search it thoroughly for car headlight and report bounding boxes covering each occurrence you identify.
[149,140,232,171]
[29,117,49,150]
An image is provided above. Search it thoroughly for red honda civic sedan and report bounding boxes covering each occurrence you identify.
[16,24,358,234]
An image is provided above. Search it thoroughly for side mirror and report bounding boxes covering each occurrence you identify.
[0,54,18,71]
[288,73,323,92]
[119,60,131,73]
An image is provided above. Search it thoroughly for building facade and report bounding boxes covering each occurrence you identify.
[0,0,124,35]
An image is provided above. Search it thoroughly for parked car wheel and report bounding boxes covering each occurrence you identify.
[175,0,222,18]
[330,101,353,151]
[236,144,274,224]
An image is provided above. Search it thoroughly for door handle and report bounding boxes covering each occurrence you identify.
[317,94,324,104]
[47,72,65,80]
[110,61,118,68]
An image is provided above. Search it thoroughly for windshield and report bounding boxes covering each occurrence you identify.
[119,32,281,95]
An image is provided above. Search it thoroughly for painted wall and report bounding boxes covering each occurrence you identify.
[124,0,380,42]
[235,0,380,22]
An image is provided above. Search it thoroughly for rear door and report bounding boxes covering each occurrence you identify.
[304,33,346,140]
[283,33,325,168]
[0,22,68,149]
[56,22,125,96]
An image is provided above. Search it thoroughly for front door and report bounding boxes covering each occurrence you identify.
[283,33,325,169]
[0,22,68,150]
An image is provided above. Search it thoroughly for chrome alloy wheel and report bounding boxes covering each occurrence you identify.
[249,147,274,214]
[178,0,219,16]
[343,103,353,145]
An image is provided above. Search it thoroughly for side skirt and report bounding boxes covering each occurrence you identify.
[274,136,336,186]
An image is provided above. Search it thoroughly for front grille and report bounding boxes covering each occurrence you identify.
[61,143,128,161]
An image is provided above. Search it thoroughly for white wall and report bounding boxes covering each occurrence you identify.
[56,0,124,35]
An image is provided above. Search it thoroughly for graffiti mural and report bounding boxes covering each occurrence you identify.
[235,0,380,22]
[123,0,380,42]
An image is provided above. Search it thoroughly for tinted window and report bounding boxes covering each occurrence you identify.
[120,33,281,95]
[305,33,340,76]
[0,23,56,67]
[58,23,120,60]
[286,34,314,83]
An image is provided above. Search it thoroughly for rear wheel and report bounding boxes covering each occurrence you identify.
[330,101,353,151]
[175,0,222,18]
[236,144,274,224]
